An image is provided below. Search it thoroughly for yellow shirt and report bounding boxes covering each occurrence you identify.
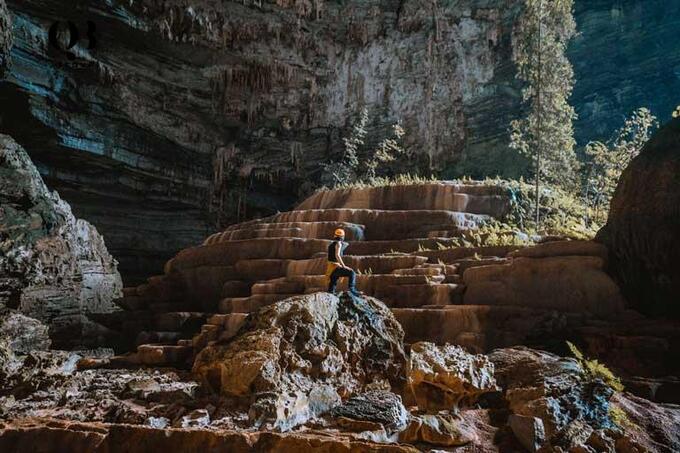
[325,262,340,278]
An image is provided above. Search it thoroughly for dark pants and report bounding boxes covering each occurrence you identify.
[328,266,357,293]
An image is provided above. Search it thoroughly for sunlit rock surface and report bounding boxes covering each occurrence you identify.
[193,292,407,430]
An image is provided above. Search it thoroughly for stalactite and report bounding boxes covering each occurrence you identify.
[290,141,303,173]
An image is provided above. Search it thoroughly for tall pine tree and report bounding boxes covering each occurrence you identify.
[510,0,578,226]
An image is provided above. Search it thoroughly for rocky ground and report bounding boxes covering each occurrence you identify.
[1,292,679,452]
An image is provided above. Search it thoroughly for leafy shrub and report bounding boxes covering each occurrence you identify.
[321,108,408,187]
[567,341,624,392]
[609,404,634,429]
[582,108,658,225]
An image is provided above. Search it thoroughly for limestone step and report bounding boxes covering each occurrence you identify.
[286,255,429,276]
[392,305,573,350]
[284,274,446,297]
[221,280,251,297]
[251,278,305,295]
[415,245,522,263]
[376,283,464,308]
[218,294,299,313]
[136,276,183,303]
[342,238,463,255]
[444,274,463,284]
[418,263,459,275]
[295,183,510,216]
[268,209,490,240]
[233,259,293,281]
[205,221,365,244]
[213,227,306,241]
[167,238,330,273]
[452,256,511,275]
[391,267,443,276]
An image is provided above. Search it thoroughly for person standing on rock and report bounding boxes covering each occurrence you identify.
[327,228,362,296]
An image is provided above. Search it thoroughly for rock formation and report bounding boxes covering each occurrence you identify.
[106,182,633,363]
[597,118,680,317]
[569,0,680,144]
[0,0,529,282]
[193,292,407,430]
[407,342,497,413]
[2,290,678,452]
[0,134,123,348]
[0,0,11,77]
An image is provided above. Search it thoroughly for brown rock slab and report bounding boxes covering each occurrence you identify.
[0,418,422,453]
[297,183,510,217]
[462,255,625,315]
[507,240,607,260]
[508,414,545,452]
[400,413,478,447]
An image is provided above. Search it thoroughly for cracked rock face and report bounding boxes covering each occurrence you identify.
[407,341,498,413]
[0,134,123,348]
[193,292,407,430]
[0,0,11,76]
[488,347,615,439]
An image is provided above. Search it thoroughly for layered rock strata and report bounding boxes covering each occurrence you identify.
[1,0,528,282]
[102,182,665,385]
[0,134,122,348]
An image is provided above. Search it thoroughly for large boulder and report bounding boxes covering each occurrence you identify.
[0,312,46,387]
[597,118,680,317]
[407,342,497,412]
[0,135,123,348]
[612,392,680,453]
[192,292,407,431]
[488,347,615,442]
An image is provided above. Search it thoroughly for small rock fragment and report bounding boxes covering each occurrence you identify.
[508,414,545,452]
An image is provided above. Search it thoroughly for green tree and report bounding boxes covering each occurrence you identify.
[510,0,579,226]
[583,108,658,224]
[322,108,407,187]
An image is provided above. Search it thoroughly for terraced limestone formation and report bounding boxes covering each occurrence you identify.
[104,182,632,370]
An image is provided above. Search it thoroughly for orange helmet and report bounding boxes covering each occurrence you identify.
[334,228,346,238]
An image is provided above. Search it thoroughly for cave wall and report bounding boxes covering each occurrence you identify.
[0,0,524,284]
[569,0,680,143]
[2,0,678,285]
